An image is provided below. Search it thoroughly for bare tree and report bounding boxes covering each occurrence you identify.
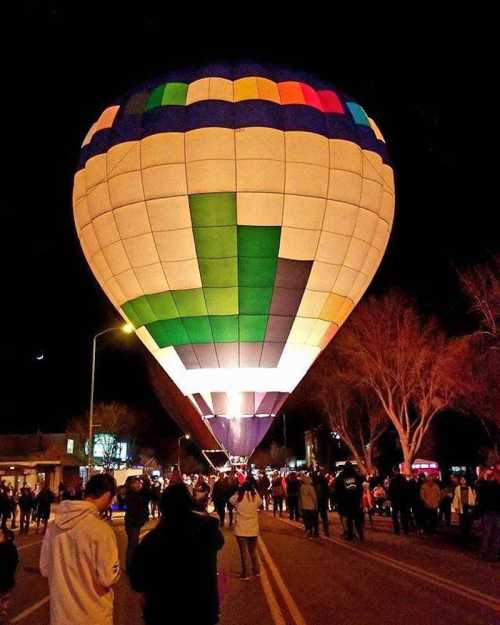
[303,354,388,476]
[67,402,139,470]
[458,255,500,456]
[332,292,469,473]
[458,254,499,339]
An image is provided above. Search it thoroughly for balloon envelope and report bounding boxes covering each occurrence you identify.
[73,63,395,459]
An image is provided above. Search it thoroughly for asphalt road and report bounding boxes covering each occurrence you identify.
[6,511,500,625]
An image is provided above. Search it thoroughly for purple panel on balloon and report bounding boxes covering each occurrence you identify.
[208,416,275,457]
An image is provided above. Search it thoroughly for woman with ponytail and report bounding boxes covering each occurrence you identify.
[229,480,262,580]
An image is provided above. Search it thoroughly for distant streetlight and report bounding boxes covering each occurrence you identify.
[87,323,133,478]
[177,434,191,474]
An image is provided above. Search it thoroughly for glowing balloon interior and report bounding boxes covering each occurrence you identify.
[73,64,395,460]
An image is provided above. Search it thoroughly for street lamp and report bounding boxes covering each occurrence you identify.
[87,323,133,478]
[177,434,191,474]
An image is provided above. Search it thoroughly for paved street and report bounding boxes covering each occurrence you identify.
[7,511,499,625]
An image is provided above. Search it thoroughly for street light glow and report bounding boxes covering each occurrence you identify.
[185,433,190,440]
[122,323,134,334]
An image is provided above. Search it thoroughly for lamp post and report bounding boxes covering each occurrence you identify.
[177,434,190,475]
[87,323,133,479]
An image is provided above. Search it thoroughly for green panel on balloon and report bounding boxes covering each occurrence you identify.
[122,297,157,326]
[239,287,273,315]
[238,226,281,258]
[146,318,190,347]
[210,315,239,342]
[204,287,238,315]
[239,315,268,342]
[172,288,207,317]
[193,226,237,258]
[189,193,237,227]
[122,301,144,329]
[182,316,213,343]
[238,257,277,287]
[198,258,238,287]
[145,84,165,111]
[161,82,188,105]
[146,291,179,321]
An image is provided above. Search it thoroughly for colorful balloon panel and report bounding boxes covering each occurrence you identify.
[73,64,395,457]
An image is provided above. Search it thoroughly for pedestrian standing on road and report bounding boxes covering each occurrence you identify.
[420,475,441,535]
[335,462,364,542]
[0,487,9,532]
[271,472,285,517]
[229,480,263,580]
[0,527,18,625]
[226,474,239,527]
[299,474,319,537]
[18,487,35,535]
[476,469,500,561]
[8,490,18,530]
[193,474,211,512]
[35,484,55,534]
[257,472,271,510]
[211,474,228,527]
[438,481,453,527]
[130,483,224,624]
[388,467,410,535]
[452,476,476,538]
[286,471,301,521]
[313,470,330,537]
[125,477,149,574]
[40,474,120,625]
[362,480,374,527]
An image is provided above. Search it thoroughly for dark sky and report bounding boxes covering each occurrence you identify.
[8,6,495,444]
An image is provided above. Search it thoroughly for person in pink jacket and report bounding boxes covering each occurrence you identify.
[40,474,120,625]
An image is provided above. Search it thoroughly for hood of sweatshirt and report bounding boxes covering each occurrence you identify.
[54,500,99,530]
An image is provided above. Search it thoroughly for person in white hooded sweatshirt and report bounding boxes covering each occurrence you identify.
[40,474,120,625]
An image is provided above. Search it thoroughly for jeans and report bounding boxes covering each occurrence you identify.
[318,499,330,536]
[20,510,31,534]
[214,501,226,527]
[287,495,300,521]
[391,504,410,534]
[236,536,259,577]
[125,525,141,573]
[345,509,364,541]
[480,512,500,557]
[273,496,283,516]
[459,505,474,537]
[302,509,319,536]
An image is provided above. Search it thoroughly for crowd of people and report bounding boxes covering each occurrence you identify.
[0,481,57,535]
[0,462,498,625]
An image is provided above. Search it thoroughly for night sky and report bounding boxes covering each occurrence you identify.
[9,7,495,455]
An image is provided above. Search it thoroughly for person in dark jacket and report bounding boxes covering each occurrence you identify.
[313,470,330,537]
[130,483,224,625]
[0,527,18,624]
[286,472,301,521]
[18,487,35,535]
[211,474,229,527]
[35,485,55,534]
[388,468,410,535]
[125,478,149,573]
[335,463,364,541]
[477,469,500,560]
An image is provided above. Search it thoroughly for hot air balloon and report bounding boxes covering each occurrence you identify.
[73,63,395,466]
